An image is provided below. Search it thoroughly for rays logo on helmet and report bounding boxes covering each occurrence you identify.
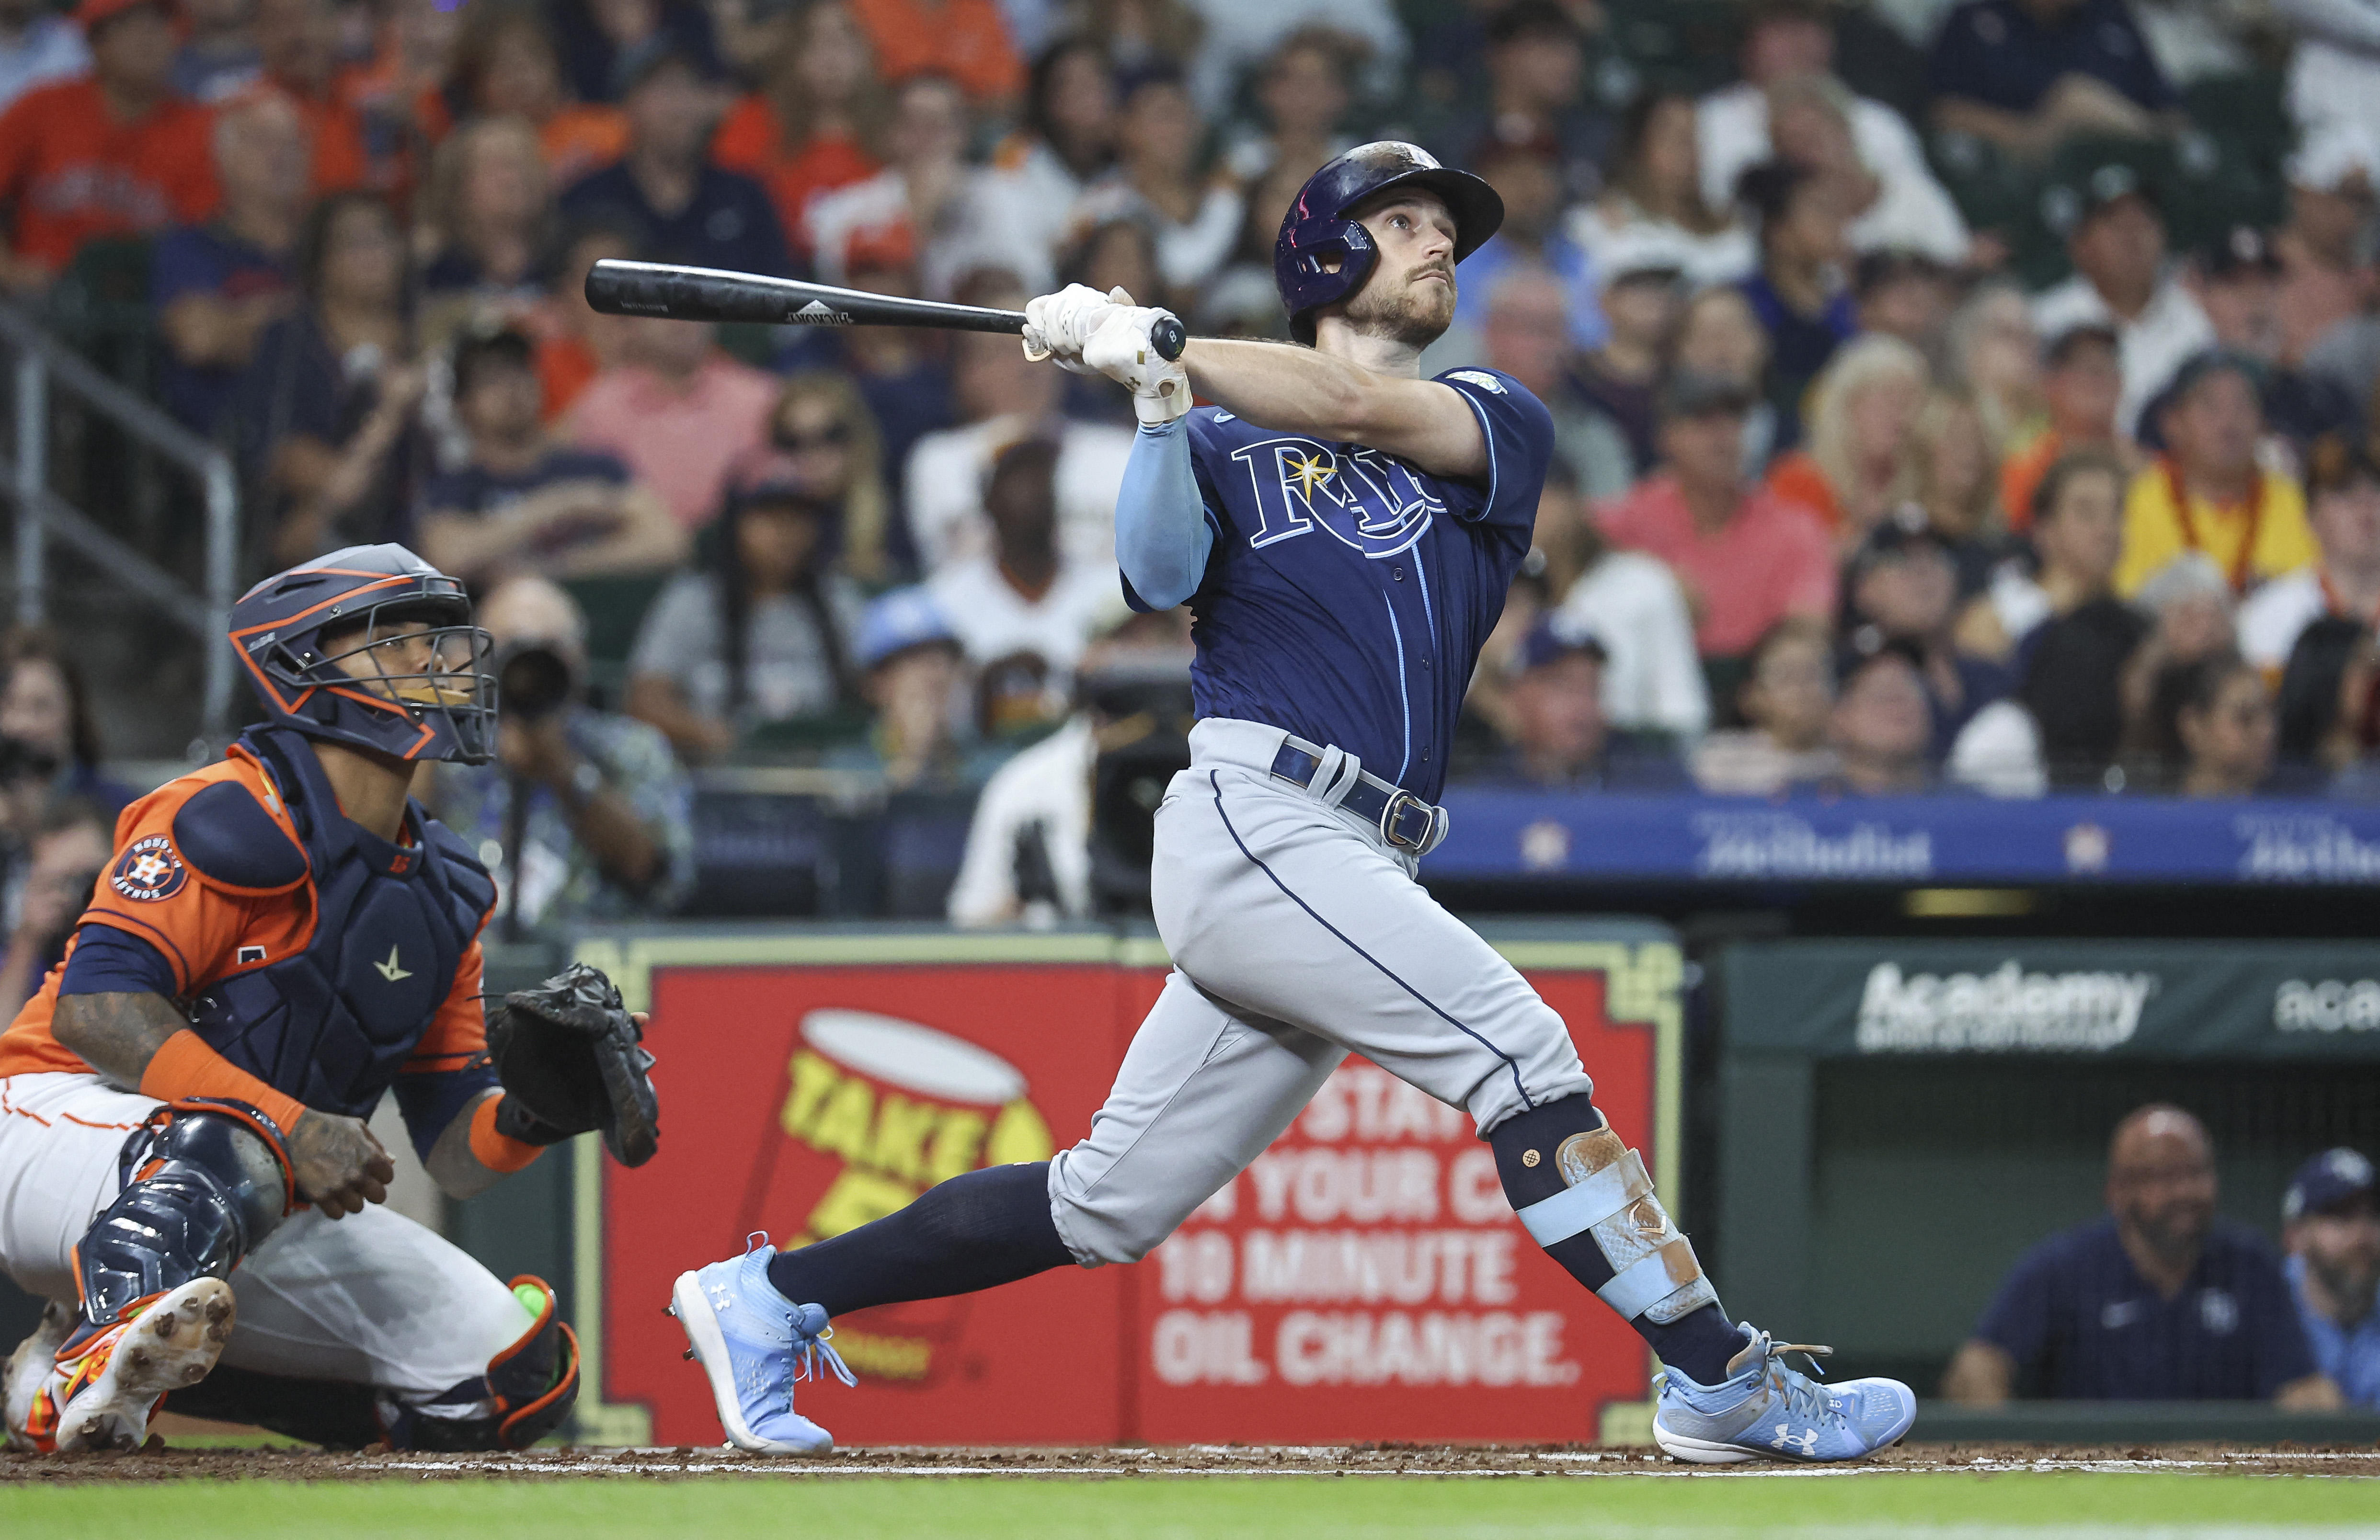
[110,835,188,902]
[1228,437,1443,558]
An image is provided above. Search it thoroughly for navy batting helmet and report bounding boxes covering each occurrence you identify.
[229,545,497,764]
[1274,141,1503,344]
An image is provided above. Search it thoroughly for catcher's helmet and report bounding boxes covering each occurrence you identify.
[1273,141,1503,345]
[229,544,497,764]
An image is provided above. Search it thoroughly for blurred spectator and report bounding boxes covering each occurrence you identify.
[1221,26,1352,183]
[2117,351,2318,598]
[833,246,958,537]
[1068,66,1239,308]
[833,585,1001,791]
[905,317,1133,575]
[1572,89,1754,293]
[2187,225,2357,454]
[1435,0,1603,200]
[2029,164,2211,437]
[2001,452,2146,780]
[2283,1148,2380,1408]
[0,0,217,296]
[927,437,1114,683]
[529,216,637,422]
[565,310,778,530]
[341,0,460,199]
[849,0,1021,109]
[2274,126,2378,371]
[421,114,556,308]
[446,0,627,188]
[1854,250,1957,358]
[1693,616,1839,794]
[1546,460,1708,738]
[1819,641,1934,793]
[1570,250,1679,477]
[2279,0,2380,192]
[428,575,693,939]
[2274,614,2374,773]
[1764,333,1929,542]
[2001,322,2128,531]
[171,0,255,104]
[232,190,426,566]
[1949,278,2046,455]
[1842,513,2014,753]
[2119,549,2238,751]
[1080,0,1203,72]
[0,795,108,1023]
[1479,266,1630,499]
[1180,0,1400,127]
[559,41,791,282]
[2240,435,2380,673]
[1929,0,2179,160]
[627,447,862,762]
[548,0,718,108]
[1700,1,1969,265]
[416,326,685,585]
[0,0,89,116]
[1469,619,1685,791]
[712,0,884,259]
[1736,159,1856,446]
[1598,371,1836,661]
[807,73,975,293]
[1448,140,1605,358]
[1944,1105,2338,1405]
[1911,388,2006,590]
[1671,285,1781,473]
[969,40,1116,297]
[0,626,134,815]
[765,370,898,584]
[246,0,365,194]
[152,89,306,436]
[2150,652,2284,795]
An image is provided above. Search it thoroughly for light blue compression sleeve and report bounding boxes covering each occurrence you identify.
[1115,416,1214,611]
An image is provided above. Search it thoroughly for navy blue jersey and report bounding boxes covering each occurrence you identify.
[1973,1216,2317,1400]
[1147,367,1551,803]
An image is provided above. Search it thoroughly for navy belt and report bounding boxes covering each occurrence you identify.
[1269,736,1449,855]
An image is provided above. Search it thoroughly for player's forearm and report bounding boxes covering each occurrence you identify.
[1116,418,1212,610]
[1180,338,1486,478]
[52,991,188,1092]
[425,1089,510,1200]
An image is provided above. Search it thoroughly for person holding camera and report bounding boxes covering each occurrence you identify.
[425,576,693,938]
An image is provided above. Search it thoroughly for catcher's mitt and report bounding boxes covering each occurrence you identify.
[486,962,660,1167]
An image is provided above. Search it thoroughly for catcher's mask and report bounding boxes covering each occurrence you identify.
[230,544,497,765]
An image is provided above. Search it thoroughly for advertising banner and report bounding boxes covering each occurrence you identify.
[564,925,1678,1447]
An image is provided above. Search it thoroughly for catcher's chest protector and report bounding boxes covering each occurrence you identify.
[183,728,495,1118]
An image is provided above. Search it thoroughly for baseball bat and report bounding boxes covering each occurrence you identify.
[584,259,1187,360]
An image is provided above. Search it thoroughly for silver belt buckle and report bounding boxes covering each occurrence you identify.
[1379,789,1431,849]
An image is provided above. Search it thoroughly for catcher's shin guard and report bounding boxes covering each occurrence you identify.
[386,1276,580,1451]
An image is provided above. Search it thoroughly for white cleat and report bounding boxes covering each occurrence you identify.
[2,1299,72,1452]
[31,1278,236,1453]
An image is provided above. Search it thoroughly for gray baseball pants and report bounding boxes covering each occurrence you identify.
[1047,717,1595,1267]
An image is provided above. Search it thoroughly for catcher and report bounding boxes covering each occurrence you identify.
[0,545,659,1453]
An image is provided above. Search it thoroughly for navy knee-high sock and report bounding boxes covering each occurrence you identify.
[1488,1098,1743,1386]
[763,1162,1075,1319]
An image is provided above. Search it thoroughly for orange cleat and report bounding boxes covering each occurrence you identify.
[21,1278,236,1453]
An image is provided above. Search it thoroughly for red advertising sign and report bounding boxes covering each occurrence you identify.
[576,931,1677,1447]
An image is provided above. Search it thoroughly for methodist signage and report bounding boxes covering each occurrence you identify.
[558,923,1683,1446]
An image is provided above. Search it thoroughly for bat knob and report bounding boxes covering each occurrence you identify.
[1151,316,1187,362]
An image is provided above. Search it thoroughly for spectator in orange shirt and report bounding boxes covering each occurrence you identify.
[335,0,458,189]
[446,0,626,189]
[2001,323,2129,535]
[848,0,1021,110]
[246,0,365,193]
[529,217,637,423]
[0,0,217,294]
[713,0,885,258]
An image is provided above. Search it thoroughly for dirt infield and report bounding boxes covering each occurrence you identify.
[5,1442,2379,1483]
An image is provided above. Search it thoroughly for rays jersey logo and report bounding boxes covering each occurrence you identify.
[1228,437,1444,559]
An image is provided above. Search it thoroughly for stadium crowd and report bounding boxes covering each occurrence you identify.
[7,0,2380,925]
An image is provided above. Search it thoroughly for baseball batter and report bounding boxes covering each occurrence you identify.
[673,144,1916,1463]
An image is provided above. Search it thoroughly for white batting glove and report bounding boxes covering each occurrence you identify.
[1021,283,1131,373]
[1082,305,1190,424]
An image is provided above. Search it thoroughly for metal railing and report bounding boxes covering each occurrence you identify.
[0,303,239,741]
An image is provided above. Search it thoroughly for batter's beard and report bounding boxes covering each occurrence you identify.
[1342,269,1456,350]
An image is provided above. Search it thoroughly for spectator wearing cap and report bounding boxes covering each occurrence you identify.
[1693,616,1838,794]
[1735,159,1856,448]
[1855,251,1958,359]
[563,304,779,531]
[418,327,685,587]
[1469,618,1686,791]
[2001,323,2130,532]
[1843,510,2015,755]
[1598,371,1836,667]
[1447,139,1608,360]
[0,0,216,295]
[627,448,865,764]
[927,437,1117,680]
[806,73,987,296]
[1066,67,1241,311]
[1478,267,1632,502]
[2284,1148,2380,1407]
[1946,1104,2339,1405]
[832,586,1004,792]
[2030,164,2212,438]
[1928,0,2179,160]
[0,0,88,118]
[559,42,793,284]
[1810,642,1934,795]
[1545,459,1708,739]
[242,0,364,194]
[847,0,1022,110]
[711,0,887,261]
[151,89,306,436]
[1993,451,2146,782]
[1571,244,1682,476]
[2186,224,2358,454]
[1764,333,1930,542]
[2116,351,2320,599]
[2238,435,2380,675]
[1572,89,1755,297]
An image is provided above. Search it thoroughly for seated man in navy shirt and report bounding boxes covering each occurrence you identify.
[1464,618,1686,791]
[1943,1105,2341,1404]
[1929,0,2180,160]
[558,39,793,283]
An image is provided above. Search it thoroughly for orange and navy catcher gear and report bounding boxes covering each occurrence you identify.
[230,544,497,766]
[1273,141,1503,345]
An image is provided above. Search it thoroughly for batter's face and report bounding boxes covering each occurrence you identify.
[1337,191,1460,350]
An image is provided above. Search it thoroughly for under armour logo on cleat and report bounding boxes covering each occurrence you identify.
[374,946,412,982]
[1769,1425,1820,1454]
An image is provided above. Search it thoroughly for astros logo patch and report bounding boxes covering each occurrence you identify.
[109,834,187,902]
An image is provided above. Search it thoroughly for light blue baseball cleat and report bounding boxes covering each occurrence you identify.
[669,1234,855,1456]
[1653,1323,1915,1463]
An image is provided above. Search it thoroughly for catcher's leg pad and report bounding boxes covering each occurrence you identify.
[1498,1113,1718,1325]
[383,1275,581,1451]
[74,1099,294,1335]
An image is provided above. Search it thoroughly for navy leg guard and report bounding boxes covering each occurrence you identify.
[75,1100,292,1340]
[765,1162,1074,1317]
